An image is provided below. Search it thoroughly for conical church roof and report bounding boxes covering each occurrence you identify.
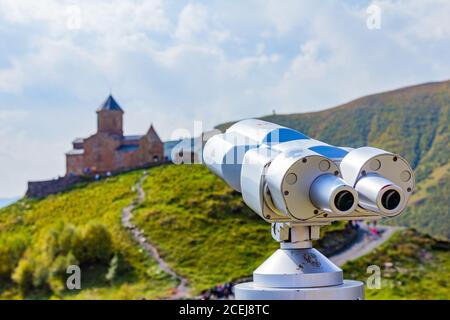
[97,95,124,112]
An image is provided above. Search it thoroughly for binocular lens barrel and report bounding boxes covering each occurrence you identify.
[355,173,404,216]
[310,174,358,214]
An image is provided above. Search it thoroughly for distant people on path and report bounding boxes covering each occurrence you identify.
[366,221,380,240]
[200,282,235,300]
[347,220,360,230]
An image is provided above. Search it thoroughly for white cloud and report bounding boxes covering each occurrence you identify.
[378,0,450,41]
[0,127,66,197]
[0,109,28,122]
[267,0,450,112]
[286,40,327,79]
[261,0,318,35]
[0,62,24,93]
[0,0,170,35]
[0,108,66,197]
[175,3,209,41]
[0,0,449,197]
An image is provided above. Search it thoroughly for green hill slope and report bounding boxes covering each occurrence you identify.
[0,164,448,299]
[343,229,450,299]
[0,171,176,299]
[218,80,450,239]
[0,165,353,299]
[132,164,450,299]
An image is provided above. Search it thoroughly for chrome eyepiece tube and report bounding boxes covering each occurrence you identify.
[354,173,405,217]
[309,174,359,215]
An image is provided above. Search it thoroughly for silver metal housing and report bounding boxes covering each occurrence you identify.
[340,147,415,217]
[200,119,418,300]
[265,149,342,221]
[203,120,415,224]
[202,132,257,192]
[240,145,378,223]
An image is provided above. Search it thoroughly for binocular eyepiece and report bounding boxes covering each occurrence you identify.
[354,173,405,216]
[309,174,358,215]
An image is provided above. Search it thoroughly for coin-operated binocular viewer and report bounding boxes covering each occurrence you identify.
[203,119,415,300]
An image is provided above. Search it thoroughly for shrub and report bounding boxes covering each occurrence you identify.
[41,222,112,266]
[0,235,28,281]
[12,257,35,294]
[32,261,50,290]
[43,224,82,262]
[12,254,51,295]
[49,252,78,293]
[78,223,113,264]
[11,222,114,296]
[58,225,82,258]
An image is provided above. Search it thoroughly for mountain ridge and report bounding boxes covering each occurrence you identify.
[218,80,450,128]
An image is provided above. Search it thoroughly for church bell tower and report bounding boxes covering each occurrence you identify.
[97,95,124,136]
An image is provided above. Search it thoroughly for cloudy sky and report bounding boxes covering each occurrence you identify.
[0,0,449,198]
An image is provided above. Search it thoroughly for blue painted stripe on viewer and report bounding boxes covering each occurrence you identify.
[309,146,349,158]
[262,128,310,145]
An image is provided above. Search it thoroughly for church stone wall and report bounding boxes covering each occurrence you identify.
[27,95,166,198]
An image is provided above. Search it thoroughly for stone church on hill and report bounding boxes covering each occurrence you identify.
[66,95,164,176]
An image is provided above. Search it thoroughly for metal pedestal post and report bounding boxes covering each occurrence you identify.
[235,224,364,300]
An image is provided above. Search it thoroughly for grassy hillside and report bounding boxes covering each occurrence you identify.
[0,163,448,299]
[218,80,450,239]
[0,171,176,299]
[133,165,276,293]
[131,164,449,298]
[0,165,353,299]
[343,229,450,299]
